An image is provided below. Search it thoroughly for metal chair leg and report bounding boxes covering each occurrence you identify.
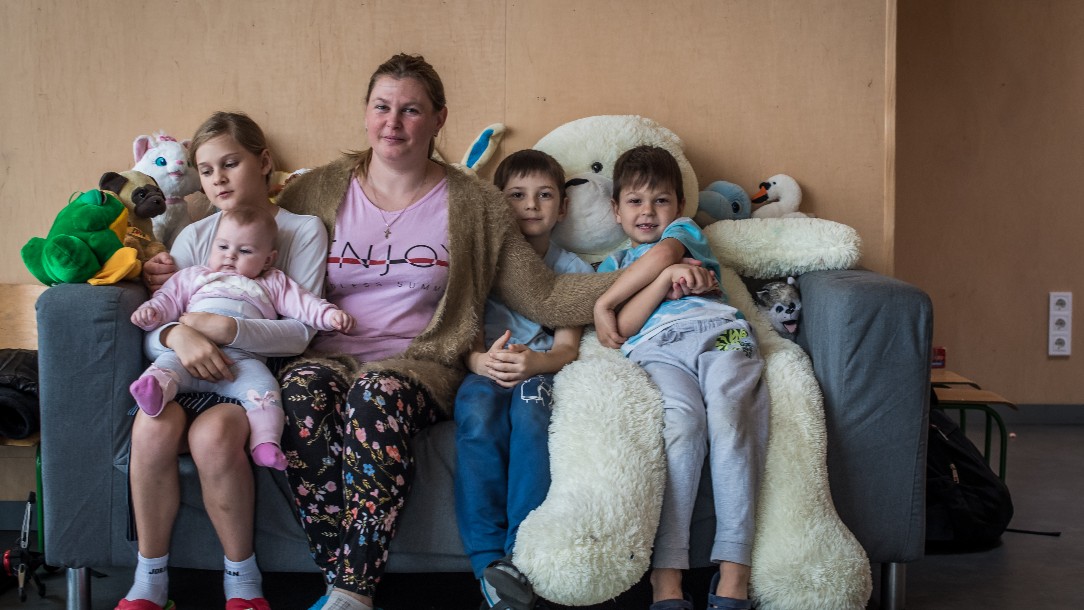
[880,562,906,610]
[66,567,91,610]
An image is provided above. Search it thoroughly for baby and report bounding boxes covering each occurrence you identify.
[130,207,354,470]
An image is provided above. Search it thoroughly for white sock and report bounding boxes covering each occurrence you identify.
[223,554,263,601]
[322,589,373,610]
[125,552,169,606]
[481,576,502,607]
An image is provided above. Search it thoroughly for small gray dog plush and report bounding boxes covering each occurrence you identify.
[753,276,801,339]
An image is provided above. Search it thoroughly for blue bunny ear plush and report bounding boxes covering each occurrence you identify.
[460,123,506,173]
[694,180,752,227]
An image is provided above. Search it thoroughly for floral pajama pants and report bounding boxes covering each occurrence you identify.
[280,363,439,597]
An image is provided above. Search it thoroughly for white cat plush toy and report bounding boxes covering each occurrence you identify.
[132,132,202,248]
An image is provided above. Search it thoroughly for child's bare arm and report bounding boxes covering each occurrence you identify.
[593,239,686,347]
[615,264,716,336]
[546,326,584,370]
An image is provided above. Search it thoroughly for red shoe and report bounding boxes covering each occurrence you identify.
[114,600,176,610]
[225,598,270,610]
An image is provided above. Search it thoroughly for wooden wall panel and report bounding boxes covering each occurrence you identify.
[2,0,507,283]
[500,0,891,272]
[897,1,1084,404]
[3,1,891,283]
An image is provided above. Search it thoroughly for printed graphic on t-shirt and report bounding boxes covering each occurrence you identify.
[194,271,272,305]
[326,239,449,293]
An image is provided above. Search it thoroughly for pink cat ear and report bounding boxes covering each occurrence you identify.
[133,135,152,163]
[181,139,192,149]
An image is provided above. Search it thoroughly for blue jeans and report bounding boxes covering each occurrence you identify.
[454,373,555,577]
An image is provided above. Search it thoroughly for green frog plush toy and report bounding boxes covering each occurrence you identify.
[21,189,142,286]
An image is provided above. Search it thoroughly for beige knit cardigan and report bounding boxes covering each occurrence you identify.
[276,153,615,413]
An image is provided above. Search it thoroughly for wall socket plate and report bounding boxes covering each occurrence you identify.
[1049,292,1072,356]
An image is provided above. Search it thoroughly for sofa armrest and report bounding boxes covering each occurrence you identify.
[796,269,933,564]
[37,281,148,567]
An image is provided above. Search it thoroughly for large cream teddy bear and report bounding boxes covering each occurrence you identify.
[506,116,872,609]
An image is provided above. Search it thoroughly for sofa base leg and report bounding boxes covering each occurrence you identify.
[67,567,91,610]
[880,562,906,610]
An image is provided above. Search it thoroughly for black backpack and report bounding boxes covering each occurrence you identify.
[925,405,1014,551]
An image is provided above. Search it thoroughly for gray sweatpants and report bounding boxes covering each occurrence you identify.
[629,316,770,568]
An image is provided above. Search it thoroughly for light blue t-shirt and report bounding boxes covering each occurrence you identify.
[597,217,742,354]
[483,243,593,351]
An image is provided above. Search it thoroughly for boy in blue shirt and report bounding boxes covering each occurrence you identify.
[593,146,769,610]
[455,149,593,610]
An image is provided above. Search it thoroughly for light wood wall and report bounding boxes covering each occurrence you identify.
[896,1,1084,404]
[3,0,893,286]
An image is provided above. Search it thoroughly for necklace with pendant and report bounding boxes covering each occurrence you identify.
[377,208,402,239]
[365,166,431,240]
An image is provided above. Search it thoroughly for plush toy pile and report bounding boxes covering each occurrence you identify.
[503,116,870,609]
[132,131,204,248]
[694,173,812,226]
[21,188,144,286]
[99,170,168,262]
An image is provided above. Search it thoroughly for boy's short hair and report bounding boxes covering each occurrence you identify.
[217,207,278,249]
[612,145,684,204]
[493,149,567,201]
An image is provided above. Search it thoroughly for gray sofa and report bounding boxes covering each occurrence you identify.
[36,269,932,610]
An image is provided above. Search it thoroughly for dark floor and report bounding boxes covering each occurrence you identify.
[1,421,1079,609]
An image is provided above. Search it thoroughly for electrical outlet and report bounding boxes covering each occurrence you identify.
[1049,334,1071,356]
[1049,292,1072,356]
[1051,292,1072,313]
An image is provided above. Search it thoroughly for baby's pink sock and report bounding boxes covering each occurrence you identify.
[130,376,166,417]
[251,442,287,470]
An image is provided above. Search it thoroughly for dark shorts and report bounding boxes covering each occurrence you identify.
[174,392,243,415]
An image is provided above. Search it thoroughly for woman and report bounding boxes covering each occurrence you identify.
[275,53,614,610]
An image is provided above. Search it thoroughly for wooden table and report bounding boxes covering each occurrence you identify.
[930,370,1016,480]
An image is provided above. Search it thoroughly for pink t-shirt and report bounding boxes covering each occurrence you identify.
[312,176,450,362]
